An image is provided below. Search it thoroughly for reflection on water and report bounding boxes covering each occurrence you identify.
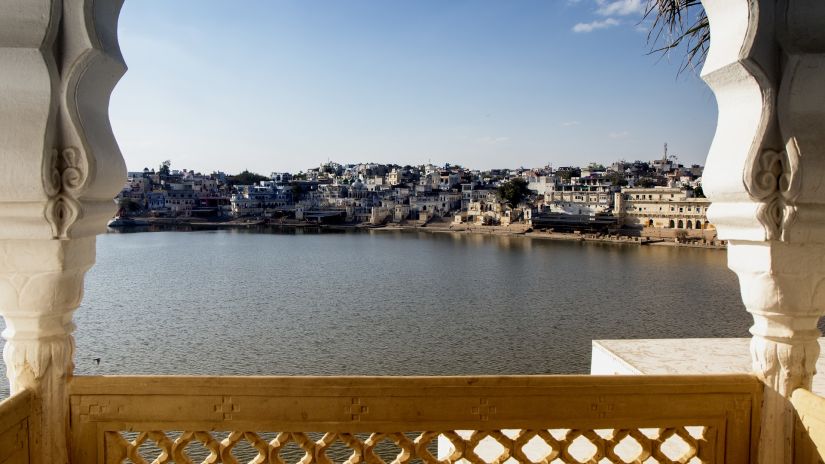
[0,229,753,398]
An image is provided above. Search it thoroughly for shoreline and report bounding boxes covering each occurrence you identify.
[111,217,725,250]
[374,223,725,250]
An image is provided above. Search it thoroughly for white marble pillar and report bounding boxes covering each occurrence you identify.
[0,1,126,462]
[701,0,825,462]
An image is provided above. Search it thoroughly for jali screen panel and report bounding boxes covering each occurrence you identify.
[68,375,761,464]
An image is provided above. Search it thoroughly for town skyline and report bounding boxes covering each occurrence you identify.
[132,146,697,178]
[117,155,715,247]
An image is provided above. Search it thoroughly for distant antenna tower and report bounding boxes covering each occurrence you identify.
[663,143,668,162]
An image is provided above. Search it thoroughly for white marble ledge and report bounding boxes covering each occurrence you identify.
[591,338,825,396]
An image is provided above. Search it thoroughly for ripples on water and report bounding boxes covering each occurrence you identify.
[0,228,753,398]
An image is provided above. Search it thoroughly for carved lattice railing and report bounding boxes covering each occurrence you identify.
[0,390,35,464]
[68,375,760,464]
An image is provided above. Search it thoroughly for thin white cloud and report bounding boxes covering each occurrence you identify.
[609,131,630,139]
[477,136,510,145]
[561,121,581,127]
[595,0,646,16]
[572,18,619,33]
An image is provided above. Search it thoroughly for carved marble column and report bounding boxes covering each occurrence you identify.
[701,0,825,461]
[0,1,126,462]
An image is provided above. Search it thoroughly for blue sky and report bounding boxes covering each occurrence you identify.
[111,0,717,174]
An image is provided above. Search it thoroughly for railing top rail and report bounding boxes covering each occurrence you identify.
[0,389,34,464]
[69,373,761,396]
[0,389,31,432]
[791,388,825,462]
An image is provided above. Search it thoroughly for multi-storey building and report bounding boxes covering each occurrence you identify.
[409,191,460,219]
[387,169,403,186]
[544,178,616,216]
[615,187,713,231]
[146,191,166,211]
[438,171,461,190]
[230,184,292,217]
[526,175,554,197]
[165,184,198,216]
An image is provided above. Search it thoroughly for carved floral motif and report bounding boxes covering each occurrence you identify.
[751,336,820,396]
[0,265,86,391]
[746,147,800,241]
[2,337,75,392]
[43,147,88,239]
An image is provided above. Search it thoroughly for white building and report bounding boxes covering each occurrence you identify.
[230,184,292,216]
[544,179,615,216]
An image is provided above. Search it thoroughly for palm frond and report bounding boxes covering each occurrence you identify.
[644,0,709,75]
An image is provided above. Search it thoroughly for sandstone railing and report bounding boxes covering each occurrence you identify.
[791,388,825,463]
[0,390,36,464]
[67,374,761,464]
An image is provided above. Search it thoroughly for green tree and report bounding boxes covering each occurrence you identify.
[498,178,530,208]
[117,197,143,215]
[227,170,269,186]
[159,160,171,176]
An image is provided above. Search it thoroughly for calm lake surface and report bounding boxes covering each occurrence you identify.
[0,228,752,398]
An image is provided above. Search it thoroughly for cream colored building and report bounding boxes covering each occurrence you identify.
[615,187,713,231]
[387,169,402,185]
[466,196,507,225]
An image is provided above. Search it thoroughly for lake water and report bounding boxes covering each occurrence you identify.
[0,228,753,398]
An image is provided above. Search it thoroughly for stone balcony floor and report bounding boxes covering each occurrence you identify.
[592,337,825,395]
